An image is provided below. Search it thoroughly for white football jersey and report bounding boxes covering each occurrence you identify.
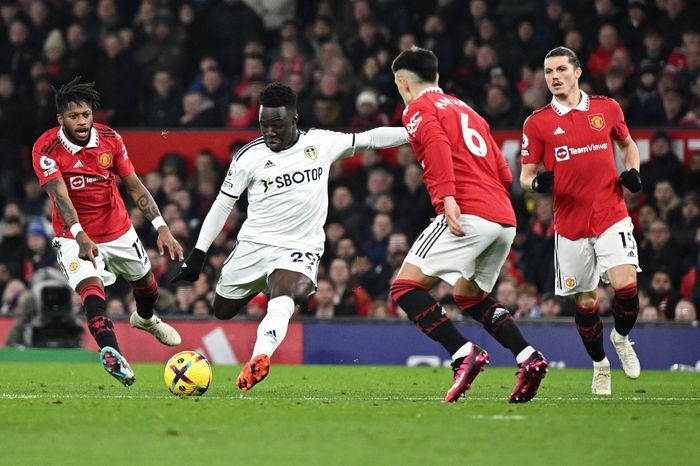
[220,129,358,249]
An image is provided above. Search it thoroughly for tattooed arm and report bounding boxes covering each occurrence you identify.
[44,178,98,267]
[122,172,161,221]
[121,173,184,260]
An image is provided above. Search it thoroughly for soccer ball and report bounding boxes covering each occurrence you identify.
[164,351,212,396]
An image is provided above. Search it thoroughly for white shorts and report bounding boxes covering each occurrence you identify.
[555,217,641,296]
[404,214,515,292]
[52,226,151,290]
[215,240,322,299]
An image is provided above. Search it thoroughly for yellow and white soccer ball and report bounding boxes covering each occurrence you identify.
[164,351,212,396]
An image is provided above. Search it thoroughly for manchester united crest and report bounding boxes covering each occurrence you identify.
[564,277,577,289]
[98,152,113,168]
[588,113,605,131]
[68,260,80,273]
[304,146,318,160]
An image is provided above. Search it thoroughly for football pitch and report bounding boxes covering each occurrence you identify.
[1,361,699,466]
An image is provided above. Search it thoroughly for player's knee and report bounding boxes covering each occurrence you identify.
[575,292,597,310]
[389,279,422,305]
[213,295,243,320]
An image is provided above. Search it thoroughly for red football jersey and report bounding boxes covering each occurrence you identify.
[521,91,629,240]
[402,88,516,226]
[32,123,134,243]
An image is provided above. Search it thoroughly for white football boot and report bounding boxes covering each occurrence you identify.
[130,312,181,346]
[610,329,641,379]
[592,359,612,395]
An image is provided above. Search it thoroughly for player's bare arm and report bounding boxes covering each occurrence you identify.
[122,173,184,260]
[44,177,98,268]
[520,163,539,192]
[443,196,465,236]
[521,164,554,194]
[616,135,642,193]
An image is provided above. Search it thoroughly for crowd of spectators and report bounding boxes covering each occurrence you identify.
[1,0,699,327]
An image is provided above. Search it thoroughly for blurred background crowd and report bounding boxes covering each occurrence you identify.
[0,0,699,328]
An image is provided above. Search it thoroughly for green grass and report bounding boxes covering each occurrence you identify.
[1,362,699,466]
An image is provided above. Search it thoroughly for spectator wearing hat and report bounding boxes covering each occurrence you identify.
[640,130,685,197]
[349,89,388,128]
[23,216,54,281]
[627,59,666,125]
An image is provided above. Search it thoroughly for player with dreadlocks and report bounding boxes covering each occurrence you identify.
[32,77,185,386]
[173,82,409,392]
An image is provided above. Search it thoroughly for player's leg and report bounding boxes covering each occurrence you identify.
[214,239,269,321]
[557,233,610,394]
[390,216,486,402]
[52,236,133,386]
[597,218,641,379]
[129,271,181,346]
[213,294,257,320]
[100,227,180,346]
[454,221,548,402]
[235,244,319,391]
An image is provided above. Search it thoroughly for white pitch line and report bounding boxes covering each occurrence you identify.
[1,393,699,402]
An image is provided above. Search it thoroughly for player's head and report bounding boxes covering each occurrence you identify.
[543,46,582,98]
[54,76,100,145]
[258,82,298,152]
[391,46,438,105]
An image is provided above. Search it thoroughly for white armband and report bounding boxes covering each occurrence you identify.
[151,216,167,230]
[354,127,409,151]
[195,192,237,252]
[69,223,83,237]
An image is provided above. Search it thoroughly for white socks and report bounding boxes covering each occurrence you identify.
[516,346,536,364]
[593,357,610,368]
[252,296,295,358]
[451,342,473,361]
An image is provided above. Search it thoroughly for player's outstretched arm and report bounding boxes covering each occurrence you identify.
[353,127,409,151]
[171,191,236,283]
[45,178,98,268]
[122,173,184,261]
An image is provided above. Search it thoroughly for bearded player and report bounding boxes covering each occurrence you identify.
[32,77,184,386]
[520,47,642,395]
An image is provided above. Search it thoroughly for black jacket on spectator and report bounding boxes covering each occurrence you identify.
[640,151,685,198]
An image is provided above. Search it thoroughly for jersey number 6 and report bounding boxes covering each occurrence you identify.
[460,113,487,157]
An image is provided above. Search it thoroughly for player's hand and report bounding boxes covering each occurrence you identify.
[443,196,465,237]
[170,248,206,283]
[75,231,98,269]
[156,226,185,261]
[619,168,642,193]
[532,171,554,193]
